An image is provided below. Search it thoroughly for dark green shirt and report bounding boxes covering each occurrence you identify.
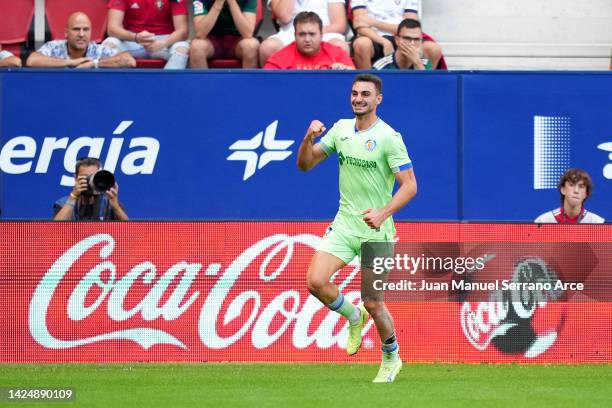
[192,0,257,37]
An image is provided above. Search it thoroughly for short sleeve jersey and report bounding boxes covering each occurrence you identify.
[193,0,257,37]
[319,118,412,238]
[264,42,355,69]
[351,0,419,36]
[37,40,117,59]
[268,0,346,34]
[108,0,187,35]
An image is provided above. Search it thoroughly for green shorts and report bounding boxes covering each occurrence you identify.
[317,224,394,265]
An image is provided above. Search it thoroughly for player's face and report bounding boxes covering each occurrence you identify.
[295,22,322,57]
[66,15,92,51]
[561,180,588,207]
[351,82,382,117]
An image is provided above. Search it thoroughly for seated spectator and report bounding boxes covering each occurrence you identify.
[27,12,135,68]
[264,11,354,70]
[351,0,442,69]
[53,157,128,221]
[103,0,189,70]
[190,0,260,68]
[373,19,434,70]
[0,46,22,68]
[535,168,604,224]
[259,0,348,67]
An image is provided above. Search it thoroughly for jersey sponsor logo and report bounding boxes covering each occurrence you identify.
[364,139,377,152]
[193,1,204,14]
[227,120,294,181]
[337,151,377,169]
[0,120,160,187]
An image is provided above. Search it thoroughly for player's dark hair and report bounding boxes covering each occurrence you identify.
[353,74,383,94]
[557,168,593,205]
[293,11,323,32]
[75,157,101,174]
[397,18,422,35]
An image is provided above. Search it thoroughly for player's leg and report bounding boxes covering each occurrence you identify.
[361,241,402,382]
[235,37,260,68]
[351,36,375,69]
[189,38,215,68]
[258,34,285,67]
[307,250,368,355]
[164,40,189,69]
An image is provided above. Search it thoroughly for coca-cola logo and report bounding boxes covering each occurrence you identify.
[460,257,565,358]
[29,233,373,351]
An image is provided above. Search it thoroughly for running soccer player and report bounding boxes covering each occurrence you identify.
[297,73,417,382]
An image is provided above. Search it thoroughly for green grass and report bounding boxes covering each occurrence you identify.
[1,363,611,408]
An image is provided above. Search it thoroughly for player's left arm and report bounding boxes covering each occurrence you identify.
[362,168,417,229]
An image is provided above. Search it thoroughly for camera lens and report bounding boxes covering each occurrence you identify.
[91,170,115,193]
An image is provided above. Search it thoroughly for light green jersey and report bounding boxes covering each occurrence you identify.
[319,118,412,239]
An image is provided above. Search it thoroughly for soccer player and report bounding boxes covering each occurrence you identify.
[297,73,417,382]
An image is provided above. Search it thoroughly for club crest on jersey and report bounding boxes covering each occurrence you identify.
[364,139,377,152]
[155,0,164,10]
[193,0,204,14]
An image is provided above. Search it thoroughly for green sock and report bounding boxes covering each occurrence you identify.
[327,293,360,325]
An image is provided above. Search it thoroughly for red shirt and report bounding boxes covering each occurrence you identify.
[108,0,187,35]
[264,42,355,70]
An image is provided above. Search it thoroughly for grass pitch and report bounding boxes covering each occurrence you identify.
[1,363,611,408]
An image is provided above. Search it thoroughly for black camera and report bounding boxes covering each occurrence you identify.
[84,170,115,196]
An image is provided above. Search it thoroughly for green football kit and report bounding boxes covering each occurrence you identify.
[317,117,412,263]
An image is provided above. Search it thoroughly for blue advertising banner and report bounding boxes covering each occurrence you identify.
[0,71,459,220]
[462,73,612,222]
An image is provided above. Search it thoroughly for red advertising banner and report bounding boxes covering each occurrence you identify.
[1,222,610,363]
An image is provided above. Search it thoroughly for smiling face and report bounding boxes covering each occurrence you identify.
[65,12,92,53]
[351,81,382,118]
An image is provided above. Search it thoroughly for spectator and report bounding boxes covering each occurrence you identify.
[373,19,433,70]
[27,12,135,68]
[259,0,348,67]
[53,157,129,221]
[264,11,354,70]
[351,0,442,69]
[104,0,189,69]
[535,168,604,224]
[0,46,22,68]
[190,0,260,68]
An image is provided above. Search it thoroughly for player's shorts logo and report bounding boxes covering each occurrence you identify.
[365,139,377,152]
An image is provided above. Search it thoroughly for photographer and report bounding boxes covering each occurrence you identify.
[53,157,129,221]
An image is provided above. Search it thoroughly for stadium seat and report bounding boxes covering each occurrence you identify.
[0,0,35,57]
[135,59,166,68]
[46,0,108,43]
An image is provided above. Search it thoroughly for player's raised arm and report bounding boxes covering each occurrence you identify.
[297,120,328,171]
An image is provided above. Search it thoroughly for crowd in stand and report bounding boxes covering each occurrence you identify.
[0,0,447,71]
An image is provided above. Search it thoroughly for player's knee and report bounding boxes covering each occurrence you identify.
[363,299,383,316]
[190,39,211,57]
[352,37,372,55]
[306,275,326,296]
[259,39,282,62]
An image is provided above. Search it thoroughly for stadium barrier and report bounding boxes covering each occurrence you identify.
[0,71,610,221]
[1,222,610,363]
